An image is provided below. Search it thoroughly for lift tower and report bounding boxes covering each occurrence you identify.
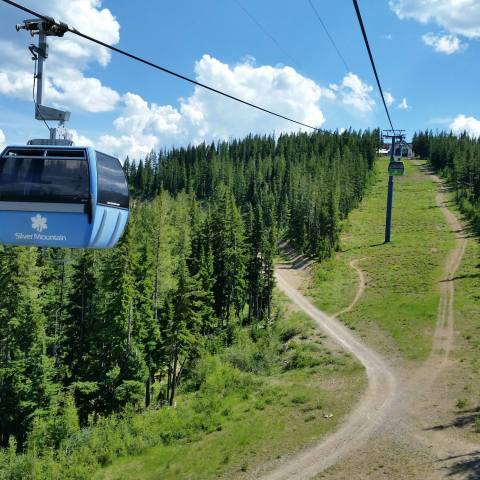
[383,129,406,243]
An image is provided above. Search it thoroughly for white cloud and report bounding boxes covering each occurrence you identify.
[450,114,480,137]
[398,97,409,110]
[0,129,5,151]
[39,0,120,67]
[390,0,480,39]
[422,32,466,54]
[49,70,120,113]
[100,55,330,159]
[384,91,395,107]
[0,0,120,113]
[0,66,119,113]
[334,73,375,114]
[98,133,158,160]
[69,129,93,146]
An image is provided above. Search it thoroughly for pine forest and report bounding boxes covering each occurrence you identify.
[413,131,480,232]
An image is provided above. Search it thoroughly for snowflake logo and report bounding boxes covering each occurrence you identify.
[31,214,47,233]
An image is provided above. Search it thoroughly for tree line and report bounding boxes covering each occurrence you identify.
[0,129,378,450]
[413,130,480,232]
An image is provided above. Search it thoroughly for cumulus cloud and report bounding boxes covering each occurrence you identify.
[422,33,467,54]
[0,0,120,113]
[384,91,395,107]
[333,73,375,114]
[91,60,375,159]
[49,70,120,113]
[398,97,409,110]
[390,0,480,38]
[69,129,93,146]
[99,55,330,159]
[450,114,480,137]
[37,0,120,67]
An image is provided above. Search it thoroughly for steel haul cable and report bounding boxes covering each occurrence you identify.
[352,0,395,130]
[1,0,320,132]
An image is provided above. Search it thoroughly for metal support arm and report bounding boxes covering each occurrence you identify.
[17,18,71,141]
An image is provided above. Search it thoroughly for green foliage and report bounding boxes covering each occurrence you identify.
[114,381,145,410]
[0,289,361,479]
[0,247,53,447]
[283,342,323,371]
[28,393,79,452]
[276,312,310,343]
[0,129,376,471]
[125,130,378,259]
[413,130,480,234]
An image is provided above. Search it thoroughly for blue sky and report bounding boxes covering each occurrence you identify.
[0,0,479,159]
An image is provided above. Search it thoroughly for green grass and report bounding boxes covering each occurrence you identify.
[308,158,454,361]
[451,228,480,370]
[444,198,480,431]
[98,305,365,480]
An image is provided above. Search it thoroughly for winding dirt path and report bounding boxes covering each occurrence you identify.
[260,170,477,479]
[259,260,397,480]
[404,176,477,465]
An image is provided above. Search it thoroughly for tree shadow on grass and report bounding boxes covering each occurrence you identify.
[277,242,315,270]
[424,407,480,432]
[436,451,480,479]
[440,273,480,282]
[339,242,386,253]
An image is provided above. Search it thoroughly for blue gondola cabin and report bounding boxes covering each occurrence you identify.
[0,145,129,248]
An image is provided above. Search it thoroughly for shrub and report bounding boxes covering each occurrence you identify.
[276,313,310,343]
[291,393,309,405]
[28,393,80,453]
[221,329,280,374]
[114,381,144,410]
[283,343,322,371]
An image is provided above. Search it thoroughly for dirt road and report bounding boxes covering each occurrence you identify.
[404,175,477,467]
[259,260,397,480]
[260,171,478,479]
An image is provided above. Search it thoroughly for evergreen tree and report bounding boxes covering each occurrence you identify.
[0,247,53,447]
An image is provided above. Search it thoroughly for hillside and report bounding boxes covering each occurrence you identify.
[0,130,376,478]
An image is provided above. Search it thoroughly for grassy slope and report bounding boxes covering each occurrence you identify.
[443,197,480,438]
[452,234,480,374]
[100,297,365,480]
[307,158,454,361]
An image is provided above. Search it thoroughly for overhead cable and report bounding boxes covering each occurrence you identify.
[232,0,300,69]
[1,0,319,132]
[351,0,394,130]
[307,0,350,73]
